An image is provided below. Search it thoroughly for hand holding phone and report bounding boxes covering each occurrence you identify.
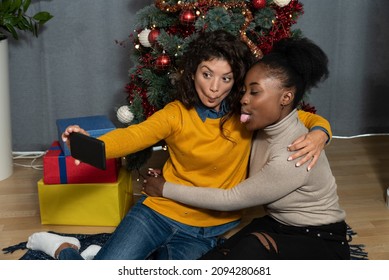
[69,132,107,170]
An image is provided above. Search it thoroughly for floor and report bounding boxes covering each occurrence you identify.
[1,135,389,260]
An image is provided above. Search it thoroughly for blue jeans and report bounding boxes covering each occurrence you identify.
[58,195,239,260]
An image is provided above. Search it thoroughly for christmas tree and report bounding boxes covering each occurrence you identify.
[117,0,305,170]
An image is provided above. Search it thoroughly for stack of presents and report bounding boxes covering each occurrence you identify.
[37,115,133,227]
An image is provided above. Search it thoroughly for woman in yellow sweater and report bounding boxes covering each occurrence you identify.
[27,30,331,260]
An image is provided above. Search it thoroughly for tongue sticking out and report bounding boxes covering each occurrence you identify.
[240,114,250,123]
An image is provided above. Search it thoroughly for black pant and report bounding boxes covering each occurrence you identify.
[200,216,350,260]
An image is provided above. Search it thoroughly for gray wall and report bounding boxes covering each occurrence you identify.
[7,0,389,151]
[295,0,389,136]
[8,0,153,151]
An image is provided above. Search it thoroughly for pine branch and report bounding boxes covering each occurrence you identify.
[134,5,178,30]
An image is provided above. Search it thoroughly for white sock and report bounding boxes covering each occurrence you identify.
[26,232,80,259]
[80,244,102,260]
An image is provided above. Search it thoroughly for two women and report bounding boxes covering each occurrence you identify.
[144,37,349,260]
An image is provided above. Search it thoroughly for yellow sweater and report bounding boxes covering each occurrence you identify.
[99,100,331,227]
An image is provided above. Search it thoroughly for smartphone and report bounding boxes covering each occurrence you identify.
[69,132,106,170]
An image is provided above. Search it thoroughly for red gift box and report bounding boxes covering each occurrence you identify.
[43,141,120,184]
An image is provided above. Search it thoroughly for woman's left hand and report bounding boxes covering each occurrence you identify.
[142,168,166,197]
[287,130,328,171]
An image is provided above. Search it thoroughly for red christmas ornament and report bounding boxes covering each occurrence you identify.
[148,29,160,45]
[155,53,171,70]
[252,0,267,9]
[179,10,196,25]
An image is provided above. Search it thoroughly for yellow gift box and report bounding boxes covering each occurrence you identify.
[37,168,133,226]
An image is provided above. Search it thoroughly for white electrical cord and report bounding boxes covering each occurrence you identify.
[12,151,46,171]
[333,133,389,139]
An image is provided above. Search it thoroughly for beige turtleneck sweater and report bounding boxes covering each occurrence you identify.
[163,109,346,227]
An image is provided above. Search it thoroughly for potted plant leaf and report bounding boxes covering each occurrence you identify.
[0,0,53,40]
[0,0,53,181]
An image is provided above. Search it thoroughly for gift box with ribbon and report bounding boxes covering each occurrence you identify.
[43,141,119,184]
[56,115,116,156]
